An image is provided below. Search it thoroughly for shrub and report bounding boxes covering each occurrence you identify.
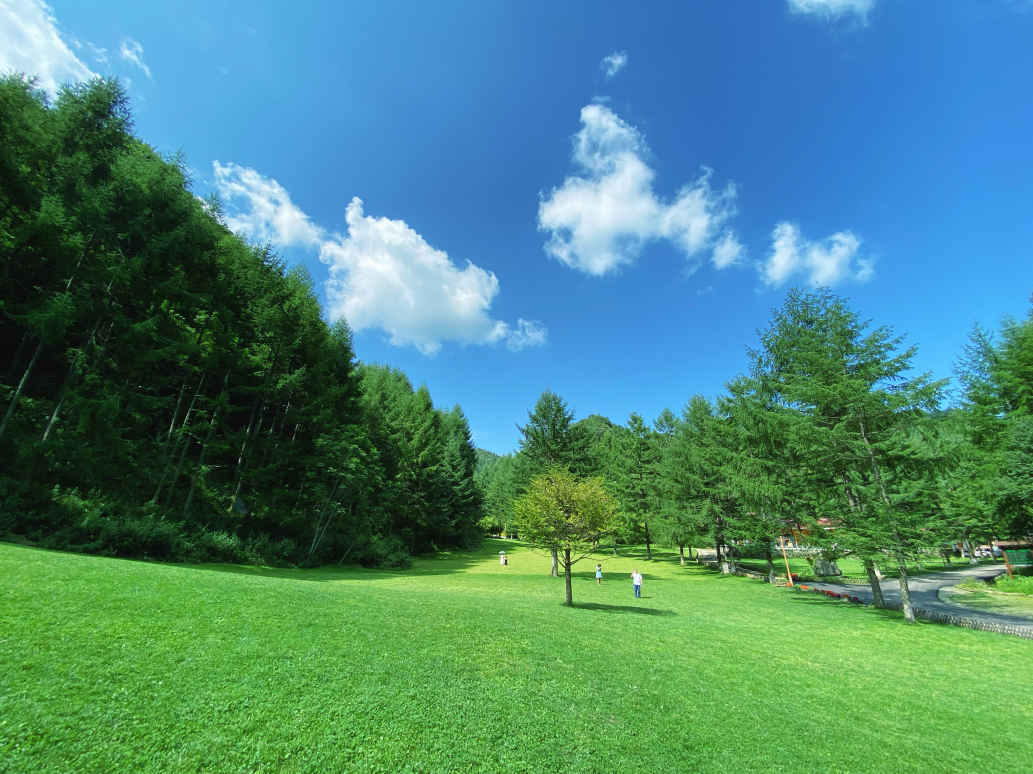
[357,535,412,569]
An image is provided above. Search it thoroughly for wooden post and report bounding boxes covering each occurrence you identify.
[779,535,794,587]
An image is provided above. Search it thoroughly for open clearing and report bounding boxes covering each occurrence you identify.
[2,540,1031,774]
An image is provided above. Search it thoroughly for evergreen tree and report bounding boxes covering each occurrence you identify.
[746,288,948,622]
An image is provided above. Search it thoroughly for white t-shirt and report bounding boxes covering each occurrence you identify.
[632,572,643,586]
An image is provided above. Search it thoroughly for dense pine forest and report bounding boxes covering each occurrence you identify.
[0,77,482,567]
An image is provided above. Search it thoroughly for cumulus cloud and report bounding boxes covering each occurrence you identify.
[211,162,543,355]
[787,0,874,21]
[761,222,873,287]
[213,161,325,249]
[538,104,742,276]
[119,37,151,79]
[320,199,514,356]
[600,51,627,79]
[0,0,96,94]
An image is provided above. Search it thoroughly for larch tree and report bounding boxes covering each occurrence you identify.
[747,288,947,623]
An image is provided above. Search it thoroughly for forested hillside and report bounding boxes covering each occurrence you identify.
[0,76,482,567]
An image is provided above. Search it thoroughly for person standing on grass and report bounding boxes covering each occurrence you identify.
[631,569,643,598]
[596,564,603,586]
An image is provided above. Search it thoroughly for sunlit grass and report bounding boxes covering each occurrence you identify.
[738,554,996,578]
[942,586,1033,620]
[1,540,1031,773]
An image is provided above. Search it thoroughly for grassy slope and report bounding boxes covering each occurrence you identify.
[1,541,1031,774]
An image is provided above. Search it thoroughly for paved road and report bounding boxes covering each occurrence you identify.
[801,564,1033,635]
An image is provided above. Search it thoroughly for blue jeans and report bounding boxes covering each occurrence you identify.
[634,584,641,598]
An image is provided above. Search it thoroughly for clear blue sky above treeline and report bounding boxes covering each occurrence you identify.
[4,0,1033,454]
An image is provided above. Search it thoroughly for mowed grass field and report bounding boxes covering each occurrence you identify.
[1,540,1031,774]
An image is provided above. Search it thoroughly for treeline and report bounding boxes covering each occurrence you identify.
[478,289,1033,621]
[0,76,482,566]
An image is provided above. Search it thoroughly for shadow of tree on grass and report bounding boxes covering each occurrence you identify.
[571,602,676,616]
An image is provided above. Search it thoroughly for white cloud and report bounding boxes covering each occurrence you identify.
[320,199,516,356]
[787,0,874,21]
[86,41,107,64]
[506,319,548,352]
[538,104,742,276]
[119,37,151,79]
[212,161,325,249]
[0,0,96,94]
[712,232,746,269]
[762,222,873,287]
[600,51,627,79]
[210,162,544,355]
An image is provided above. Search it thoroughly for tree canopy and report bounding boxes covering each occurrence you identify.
[513,468,617,605]
[0,75,483,567]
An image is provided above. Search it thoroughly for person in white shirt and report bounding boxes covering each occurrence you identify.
[631,569,643,598]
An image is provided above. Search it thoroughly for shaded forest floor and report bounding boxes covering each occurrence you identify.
[1,540,1031,773]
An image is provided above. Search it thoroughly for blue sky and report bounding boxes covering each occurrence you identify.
[4,0,1033,453]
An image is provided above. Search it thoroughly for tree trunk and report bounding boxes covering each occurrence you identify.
[40,320,102,443]
[679,544,685,565]
[183,373,229,517]
[3,331,29,383]
[0,339,43,441]
[161,377,190,447]
[163,436,193,510]
[39,393,68,444]
[715,541,723,569]
[765,546,776,584]
[612,538,617,556]
[152,374,208,505]
[687,545,693,559]
[563,547,573,606]
[962,533,978,565]
[230,397,262,509]
[865,560,886,608]
[857,415,914,623]
[551,550,559,577]
[644,520,652,560]
[898,563,915,623]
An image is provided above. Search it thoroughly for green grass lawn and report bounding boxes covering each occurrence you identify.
[2,540,1031,774]
[738,555,996,579]
[939,587,1033,620]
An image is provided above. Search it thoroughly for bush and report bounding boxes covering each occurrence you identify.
[357,535,412,569]
[990,572,1033,595]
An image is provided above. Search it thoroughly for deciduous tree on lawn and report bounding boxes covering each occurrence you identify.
[513,468,617,606]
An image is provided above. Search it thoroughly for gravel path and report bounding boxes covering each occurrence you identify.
[800,564,1033,635]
